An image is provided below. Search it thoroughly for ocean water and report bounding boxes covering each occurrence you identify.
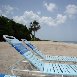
[63,41,77,44]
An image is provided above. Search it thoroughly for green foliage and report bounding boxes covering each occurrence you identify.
[0,16,31,41]
[29,20,41,41]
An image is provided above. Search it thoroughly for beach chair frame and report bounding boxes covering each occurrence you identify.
[3,35,77,77]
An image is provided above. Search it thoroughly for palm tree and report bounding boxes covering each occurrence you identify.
[29,20,40,40]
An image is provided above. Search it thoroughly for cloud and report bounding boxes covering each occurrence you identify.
[3,5,14,15]
[0,5,17,17]
[37,11,41,15]
[0,9,7,17]
[13,11,67,27]
[13,11,40,26]
[56,14,67,25]
[44,2,57,12]
[65,4,77,18]
[40,14,67,26]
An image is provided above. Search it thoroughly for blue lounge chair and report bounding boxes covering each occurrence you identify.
[3,35,77,76]
[0,73,17,77]
[23,39,77,62]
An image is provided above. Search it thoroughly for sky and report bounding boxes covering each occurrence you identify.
[0,0,77,41]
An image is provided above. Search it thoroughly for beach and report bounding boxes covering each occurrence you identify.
[0,41,77,76]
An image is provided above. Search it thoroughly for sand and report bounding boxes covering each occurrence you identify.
[0,41,77,76]
[31,41,77,56]
[0,42,23,74]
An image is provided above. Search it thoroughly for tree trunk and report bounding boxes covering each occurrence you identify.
[34,31,35,41]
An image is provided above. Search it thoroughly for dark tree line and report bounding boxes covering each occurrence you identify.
[0,16,31,41]
[0,16,41,41]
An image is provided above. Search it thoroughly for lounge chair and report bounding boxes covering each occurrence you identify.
[3,35,77,76]
[22,39,77,62]
[0,73,17,77]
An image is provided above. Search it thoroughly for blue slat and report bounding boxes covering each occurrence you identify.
[3,35,77,76]
[0,73,5,77]
[25,40,77,62]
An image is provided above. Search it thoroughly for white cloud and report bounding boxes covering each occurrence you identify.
[55,14,67,25]
[13,11,40,26]
[0,5,16,16]
[44,2,57,12]
[3,5,14,15]
[0,9,7,17]
[13,16,27,25]
[13,11,67,27]
[40,14,67,26]
[37,11,41,15]
[65,4,77,18]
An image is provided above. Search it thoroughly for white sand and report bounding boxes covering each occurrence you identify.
[0,41,77,75]
[31,41,77,56]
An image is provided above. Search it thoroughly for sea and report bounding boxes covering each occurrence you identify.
[62,41,77,44]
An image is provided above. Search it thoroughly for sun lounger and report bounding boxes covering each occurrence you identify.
[3,35,44,72]
[23,39,77,62]
[0,73,17,77]
[3,35,77,76]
